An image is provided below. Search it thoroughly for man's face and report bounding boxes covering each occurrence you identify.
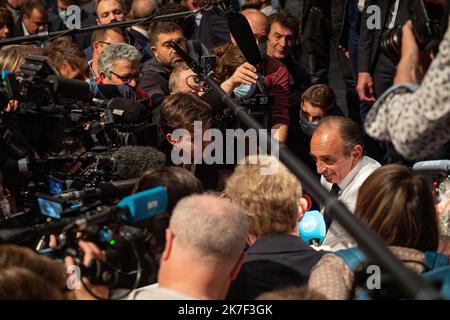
[152,31,187,67]
[102,59,141,88]
[96,0,125,25]
[173,69,203,94]
[310,129,359,184]
[93,30,126,57]
[168,125,212,161]
[60,57,90,80]
[23,9,47,34]
[267,22,295,60]
[301,101,326,123]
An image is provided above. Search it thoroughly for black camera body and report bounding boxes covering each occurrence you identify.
[381,0,445,62]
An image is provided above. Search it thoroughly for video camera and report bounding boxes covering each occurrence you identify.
[381,0,446,63]
[0,186,168,295]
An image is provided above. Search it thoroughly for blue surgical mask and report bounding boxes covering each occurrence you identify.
[233,83,257,99]
[299,113,318,136]
[58,10,71,23]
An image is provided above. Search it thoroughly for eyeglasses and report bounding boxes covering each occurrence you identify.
[110,71,143,84]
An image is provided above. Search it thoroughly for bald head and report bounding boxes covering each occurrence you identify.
[170,194,248,261]
[130,0,157,19]
[240,9,268,40]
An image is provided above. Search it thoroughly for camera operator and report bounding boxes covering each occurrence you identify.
[365,4,450,160]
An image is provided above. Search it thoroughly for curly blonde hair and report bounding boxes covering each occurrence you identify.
[225,155,301,238]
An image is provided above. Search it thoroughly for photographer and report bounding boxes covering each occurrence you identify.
[365,4,450,160]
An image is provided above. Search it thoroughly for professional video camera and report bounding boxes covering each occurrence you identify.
[0,186,168,297]
[381,0,446,63]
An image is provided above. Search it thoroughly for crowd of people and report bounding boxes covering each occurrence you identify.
[0,0,450,300]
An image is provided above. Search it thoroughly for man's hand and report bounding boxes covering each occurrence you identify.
[357,72,376,103]
[64,241,109,300]
[221,62,258,94]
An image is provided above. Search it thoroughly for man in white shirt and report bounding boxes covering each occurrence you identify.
[128,194,248,300]
[310,116,381,250]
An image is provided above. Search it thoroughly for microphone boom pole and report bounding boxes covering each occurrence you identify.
[0,10,200,46]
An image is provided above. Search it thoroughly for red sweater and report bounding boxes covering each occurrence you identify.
[263,56,291,126]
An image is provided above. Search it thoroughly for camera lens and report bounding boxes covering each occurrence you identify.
[380,25,403,63]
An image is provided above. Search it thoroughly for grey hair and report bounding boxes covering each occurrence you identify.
[168,62,191,93]
[314,116,362,156]
[170,194,249,261]
[98,42,142,78]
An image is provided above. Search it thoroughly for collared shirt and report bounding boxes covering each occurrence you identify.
[21,21,30,36]
[320,156,381,251]
[127,284,195,300]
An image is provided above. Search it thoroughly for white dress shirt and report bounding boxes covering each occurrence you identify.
[320,156,381,251]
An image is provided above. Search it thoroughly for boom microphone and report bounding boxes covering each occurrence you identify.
[47,75,94,102]
[112,145,166,179]
[227,12,266,93]
[107,97,147,124]
[59,178,139,201]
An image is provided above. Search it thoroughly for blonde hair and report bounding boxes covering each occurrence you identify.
[225,155,301,238]
[0,47,24,72]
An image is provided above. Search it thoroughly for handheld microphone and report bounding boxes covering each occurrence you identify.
[299,210,326,246]
[227,12,266,94]
[412,160,450,175]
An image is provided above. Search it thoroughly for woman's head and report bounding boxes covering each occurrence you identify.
[0,47,24,71]
[355,164,439,252]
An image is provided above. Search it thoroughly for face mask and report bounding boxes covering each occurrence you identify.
[233,83,257,99]
[0,198,11,219]
[299,113,318,136]
[58,10,71,23]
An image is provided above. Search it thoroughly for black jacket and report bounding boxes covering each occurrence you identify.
[357,0,410,73]
[226,234,326,300]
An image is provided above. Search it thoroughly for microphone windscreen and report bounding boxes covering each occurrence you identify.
[47,75,94,101]
[299,210,326,245]
[107,97,147,124]
[227,12,261,66]
[112,146,166,179]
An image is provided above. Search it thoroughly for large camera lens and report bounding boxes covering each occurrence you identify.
[380,25,403,63]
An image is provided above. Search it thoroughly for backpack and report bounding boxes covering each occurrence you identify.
[334,247,450,300]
